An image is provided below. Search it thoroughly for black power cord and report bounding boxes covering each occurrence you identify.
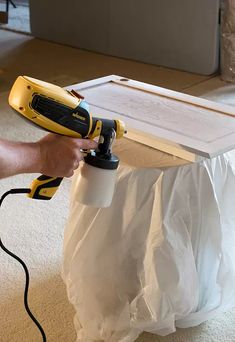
[0,188,47,342]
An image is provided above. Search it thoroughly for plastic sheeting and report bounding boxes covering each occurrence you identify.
[62,145,235,341]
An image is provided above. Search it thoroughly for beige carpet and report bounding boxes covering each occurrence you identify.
[1,85,235,342]
[1,30,235,342]
[0,90,77,341]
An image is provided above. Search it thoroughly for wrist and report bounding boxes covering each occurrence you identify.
[0,139,42,179]
[18,142,42,174]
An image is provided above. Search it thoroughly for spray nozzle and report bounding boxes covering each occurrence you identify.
[96,128,116,158]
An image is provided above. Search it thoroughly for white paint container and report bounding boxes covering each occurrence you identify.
[75,162,118,208]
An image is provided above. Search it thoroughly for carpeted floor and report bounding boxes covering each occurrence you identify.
[1,29,235,342]
[2,84,235,342]
[0,90,77,342]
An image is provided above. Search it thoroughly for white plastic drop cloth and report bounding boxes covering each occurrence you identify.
[62,135,235,341]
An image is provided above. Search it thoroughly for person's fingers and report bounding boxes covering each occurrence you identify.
[73,160,80,170]
[65,169,74,178]
[73,138,98,150]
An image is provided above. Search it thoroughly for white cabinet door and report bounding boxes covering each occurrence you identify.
[67,75,235,162]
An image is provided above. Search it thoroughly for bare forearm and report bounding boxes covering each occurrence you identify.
[0,134,97,180]
[0,139,41,179]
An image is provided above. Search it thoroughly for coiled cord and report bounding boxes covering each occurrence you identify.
[0,188,47,341]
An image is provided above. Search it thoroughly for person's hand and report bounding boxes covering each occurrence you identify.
[37,134,97,177]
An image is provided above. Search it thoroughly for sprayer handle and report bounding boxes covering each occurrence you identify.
[28,175,63,200]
